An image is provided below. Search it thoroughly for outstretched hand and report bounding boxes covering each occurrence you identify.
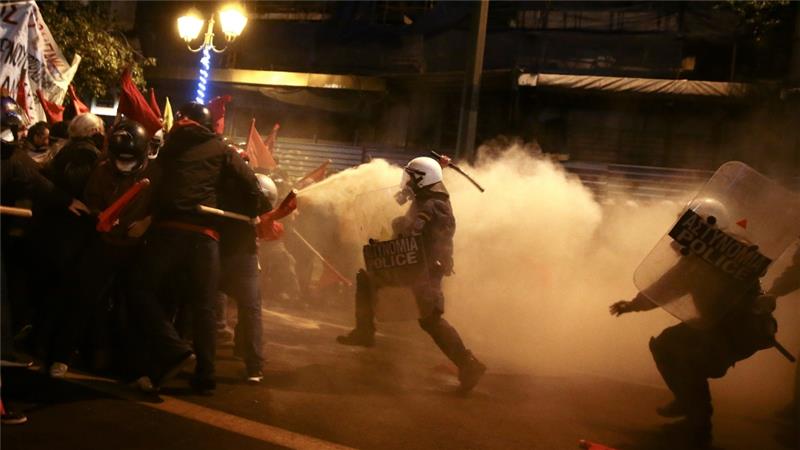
[68,199,90,216]
[609,300,632,316]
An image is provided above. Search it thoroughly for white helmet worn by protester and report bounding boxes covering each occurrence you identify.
[68,113,105,139]
[256,173,278,207]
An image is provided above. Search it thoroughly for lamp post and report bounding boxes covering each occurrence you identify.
[177,4,247,104]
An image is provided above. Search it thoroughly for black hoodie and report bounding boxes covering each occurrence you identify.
[153,121,269,229]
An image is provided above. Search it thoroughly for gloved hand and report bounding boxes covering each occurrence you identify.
[752,294,777,314]
[68,198,90,216]
[609,300,633,316]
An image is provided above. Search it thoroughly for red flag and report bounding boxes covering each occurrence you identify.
[263,122,280,154]
[245,118,277,170]
[207,95,232,135]
[118,68,162,136]
[35,90,64,123]
[16,70,29,120]
[68,85,90,116]
[148,88,162,120]
[315,263,348,289]
[295,160,331,189]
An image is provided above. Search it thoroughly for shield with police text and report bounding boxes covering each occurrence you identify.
[363,235,430,321]
[634,161,800,329]
[363,235,429,286]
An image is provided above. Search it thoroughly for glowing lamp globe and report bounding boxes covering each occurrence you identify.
[218,4,247,41]
[177,9,204,42]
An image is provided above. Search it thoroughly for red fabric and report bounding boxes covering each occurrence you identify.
[148,88,162,119]
[256,219,284,241]
[15,70,28,120]
[207,95,232,135]
[68,85,90,116]
[263,123,280,157]
[245,119,277,170]
[315,262,349,288]
[35,90,64,123]
[256,191,297,240]
[118,68,162,136]
[265,191,297,221]
[295,160,330,190]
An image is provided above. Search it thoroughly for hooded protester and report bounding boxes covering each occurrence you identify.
[337,156,487,392]
[127,102,271,393]
[20,122,51,167]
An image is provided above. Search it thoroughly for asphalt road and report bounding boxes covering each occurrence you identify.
[2,304,796,450]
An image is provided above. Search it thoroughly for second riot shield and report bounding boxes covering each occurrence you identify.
[633,161,800,329]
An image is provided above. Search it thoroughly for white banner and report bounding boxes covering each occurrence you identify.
[0,1,80,123]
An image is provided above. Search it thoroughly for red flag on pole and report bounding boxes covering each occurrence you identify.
[295,160,331,190]
[207,95,232,135]
[15,70,29,121]
[245,118,277,170]
[68,85,90,116]
[263,122,280,152]
[35,90,64,124]
[148,88,162,120]
[118,68,162,136]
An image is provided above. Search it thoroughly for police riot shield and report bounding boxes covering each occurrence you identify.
[363,235,430,321]
[353,187,429,321]
[634,161,800,329]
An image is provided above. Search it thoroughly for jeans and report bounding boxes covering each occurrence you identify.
[220,250,263,371]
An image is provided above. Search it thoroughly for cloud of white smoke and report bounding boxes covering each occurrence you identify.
[297,141,799,410]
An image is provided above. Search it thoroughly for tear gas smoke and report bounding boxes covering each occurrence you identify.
[298,142,799,411]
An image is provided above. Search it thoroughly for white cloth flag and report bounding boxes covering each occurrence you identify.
[0,1,80,123]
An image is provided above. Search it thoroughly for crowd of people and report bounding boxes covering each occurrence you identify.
[2,92,798,448]
[0,95,314,423]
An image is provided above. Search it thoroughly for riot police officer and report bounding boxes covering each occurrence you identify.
[337,156,486,392]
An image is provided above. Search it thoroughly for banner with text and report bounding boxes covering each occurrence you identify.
[0,1,80,124]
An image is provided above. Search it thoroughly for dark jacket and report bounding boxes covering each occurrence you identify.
[394,182,456,275]
[83,160,159,246]
[218,149,272,258]
[154,121,270,229]
[45,136,102,199]
[1,141,72,210]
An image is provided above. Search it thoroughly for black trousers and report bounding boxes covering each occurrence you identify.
[128,229,218,381]
[354,270,470,368]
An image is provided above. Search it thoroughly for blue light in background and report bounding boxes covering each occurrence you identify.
[194,46,211,104]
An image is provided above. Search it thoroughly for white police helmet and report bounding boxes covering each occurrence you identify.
[401,156,443,191]
[689,197,730,230]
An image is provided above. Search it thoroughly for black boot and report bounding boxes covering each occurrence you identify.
[336,328,375,347]
[458,352,486,392]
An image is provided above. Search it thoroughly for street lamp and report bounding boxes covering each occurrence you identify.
[177,3,248,104]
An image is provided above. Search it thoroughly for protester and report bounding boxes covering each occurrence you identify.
[127,102,270,393]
